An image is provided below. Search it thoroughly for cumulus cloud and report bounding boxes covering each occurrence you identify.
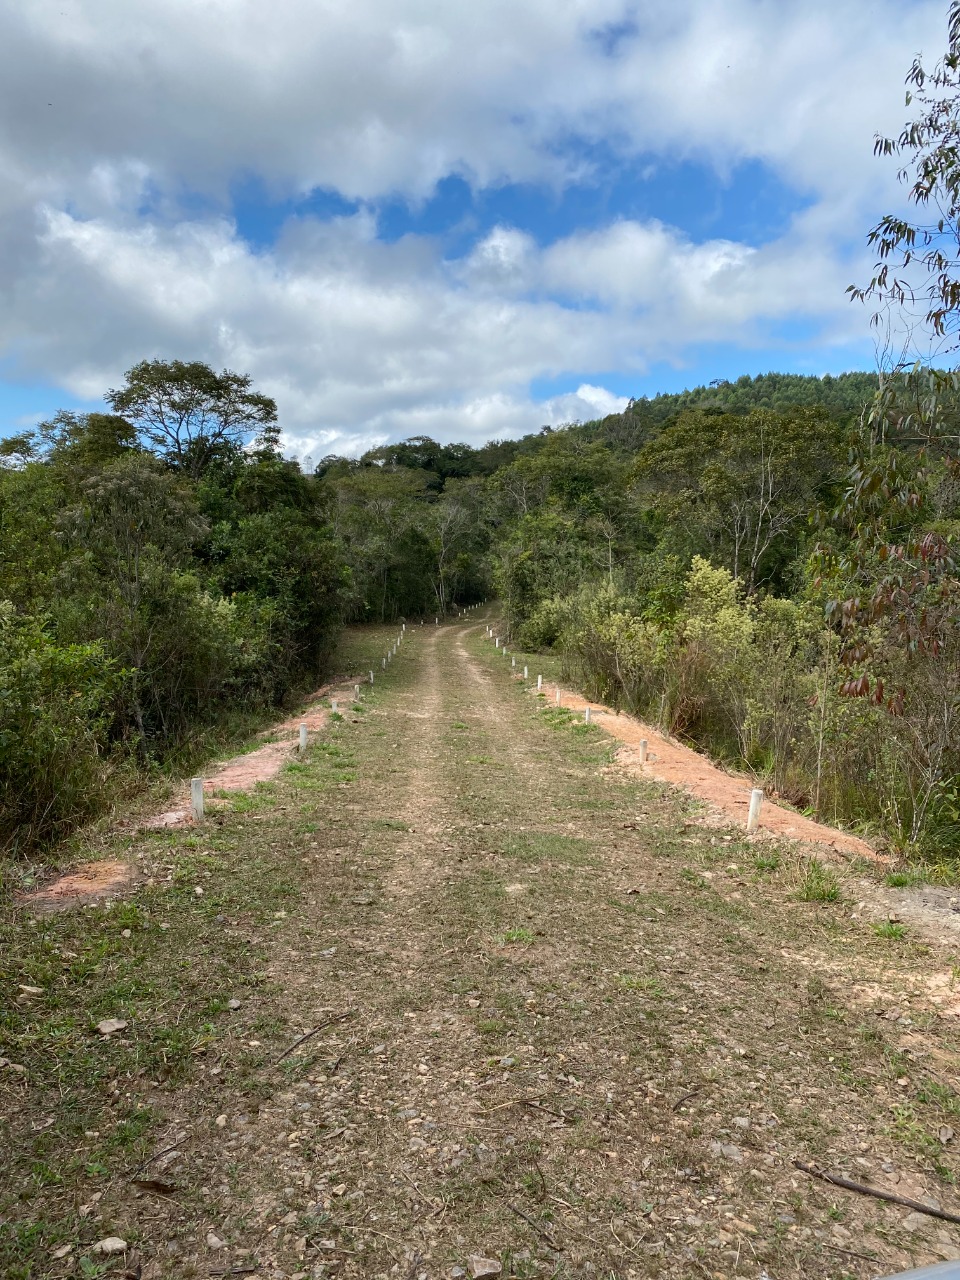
[0,0,946,449]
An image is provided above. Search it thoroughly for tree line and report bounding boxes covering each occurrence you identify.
[4,358,958,861]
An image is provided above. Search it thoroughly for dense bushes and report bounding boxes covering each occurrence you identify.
[0,607,118,852]
[0,364,351,853]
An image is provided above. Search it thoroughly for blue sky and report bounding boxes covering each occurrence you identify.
[0,0,943,456]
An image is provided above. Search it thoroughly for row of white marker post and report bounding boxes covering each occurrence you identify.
[483,621,764,835]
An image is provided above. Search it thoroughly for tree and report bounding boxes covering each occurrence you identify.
[106,359,277,477]
[850,1,960,353]
[633,408,844,590]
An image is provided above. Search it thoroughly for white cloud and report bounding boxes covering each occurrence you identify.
[0,0,947,448]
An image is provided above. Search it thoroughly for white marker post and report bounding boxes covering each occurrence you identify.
[331,699,338,714]
[354,684,360,699]
[537,675,542,691]
[638,739,648,764]
[191,777,205,821]
[495,638,499,649]
[299,723,308,752]
[556,689,561,706]
[747,788,764,834]
[382,657,386,669]
[511,657,516,668]
[523,666,528,679]
[369,670,374,684]
[584,707,591,724]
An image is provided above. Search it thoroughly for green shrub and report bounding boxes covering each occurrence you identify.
[0,604,118,851]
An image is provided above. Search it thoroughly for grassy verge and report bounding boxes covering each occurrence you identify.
[0,626,395,1279]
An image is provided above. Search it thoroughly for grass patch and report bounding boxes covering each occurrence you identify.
[501,926,535,944]
[498,833,596,865]
[873,921,908,940]
[796,858,841,903]
[617,973,666,998]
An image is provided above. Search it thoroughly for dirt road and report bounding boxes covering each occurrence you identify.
[6,618,960,1280]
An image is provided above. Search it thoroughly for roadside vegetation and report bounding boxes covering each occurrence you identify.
[3,361,959,865]
[5,5,960,868]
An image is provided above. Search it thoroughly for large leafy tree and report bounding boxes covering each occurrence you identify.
[106,359,277,477]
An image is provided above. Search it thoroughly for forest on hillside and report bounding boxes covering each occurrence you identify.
[2,360,959,863]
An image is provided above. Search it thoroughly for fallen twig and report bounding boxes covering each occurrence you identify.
[209,1267,260,1277]
[821,1242,879,1263]
[520,1098,573,1122]
[671,1089,699,1112]
[507,1201,561,1251]
[274,1010,355,1064]
[128,1142,182,1178]
[793,1160,960,1226]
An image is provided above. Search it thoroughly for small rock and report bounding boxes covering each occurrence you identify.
[351,893,374,905]
[227,999,242,1010]
[92,1237,127,1255]
[96,1018,128,1036]
[450,1269,467,1280]
[51,1244,73,1258]
[709,1141,743,1163]
[121,929,131,938]
[215,1114,227,1128]
[206,1232,226,1249]
[732,1116,750,1129]
[467,1257,502,1279]
[499,1057,515,1068]
[902,1212,930,1233]
[940,1125,955,1145]
[18,985,43,996]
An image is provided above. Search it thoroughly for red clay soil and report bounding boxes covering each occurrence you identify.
[19,859,134,915]
[141,683,359,830]
[19,682,360,913]
[548,683,879,861]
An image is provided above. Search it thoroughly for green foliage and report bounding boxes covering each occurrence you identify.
[0,363,346,853]
[796,860,841,903]
[105,358,277,477]
[0,606,118,851]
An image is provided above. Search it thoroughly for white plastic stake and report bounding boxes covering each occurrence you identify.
[382,657,386,669]
[638,739,648,764]
[747,788,764,834]
[495,638,499,648]
[354,684,360,699]
[523,666,528,679]
[537,675,542,690]
[556,689,561,706]
[369,670,374,684]
[584,707,591,724]
[299,723,308,752]
[435,617,439,625]
[191,777,204,821]
[331,699,338,714]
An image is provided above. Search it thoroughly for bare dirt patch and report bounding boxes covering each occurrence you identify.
[16,857,135,914]
[544,682,877,859]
